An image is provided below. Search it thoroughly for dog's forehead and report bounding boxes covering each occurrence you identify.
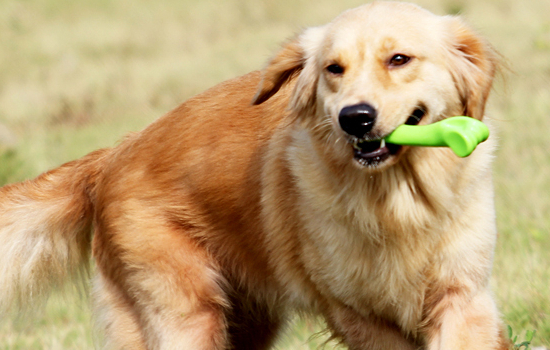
[332,2,439,28]
[324,2,444,55]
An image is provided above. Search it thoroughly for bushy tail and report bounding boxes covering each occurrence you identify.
[0,148,111,316]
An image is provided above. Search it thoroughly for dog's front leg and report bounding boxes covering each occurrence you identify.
[422,288,510,350]
[323,303,417,350]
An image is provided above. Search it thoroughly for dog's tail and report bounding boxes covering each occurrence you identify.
[0,148,111,316]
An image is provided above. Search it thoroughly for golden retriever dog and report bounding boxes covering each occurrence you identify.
[0,2,509,349]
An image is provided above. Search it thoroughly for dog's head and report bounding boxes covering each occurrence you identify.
[253,2,498,170]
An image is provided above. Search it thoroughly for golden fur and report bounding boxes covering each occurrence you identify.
[0,2,510,349]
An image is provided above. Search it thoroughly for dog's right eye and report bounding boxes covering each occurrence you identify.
[388,54,411,67]
[326,64,345,75]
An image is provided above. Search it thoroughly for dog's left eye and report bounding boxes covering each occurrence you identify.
[326,63,345,75]
[388,54,411,67]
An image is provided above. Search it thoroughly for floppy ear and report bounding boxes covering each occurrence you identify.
[252,27,325,114]
[446,18,499,120]
[252,36,305,105]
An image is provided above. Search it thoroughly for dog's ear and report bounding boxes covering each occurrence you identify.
[446,17,499,120]
[252,26,325,113]
[252,36,305,105]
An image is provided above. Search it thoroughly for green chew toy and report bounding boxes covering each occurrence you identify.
[384,116,489,157]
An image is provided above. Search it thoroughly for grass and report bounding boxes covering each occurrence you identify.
[0,0,549,348]
[0,293,93,350]
[508,326,537,350]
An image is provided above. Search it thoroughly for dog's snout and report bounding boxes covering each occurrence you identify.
[338,103,377,139]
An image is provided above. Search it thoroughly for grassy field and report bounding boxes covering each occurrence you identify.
[0,0,549,348]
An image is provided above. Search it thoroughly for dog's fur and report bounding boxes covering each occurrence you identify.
[0,2,510,349]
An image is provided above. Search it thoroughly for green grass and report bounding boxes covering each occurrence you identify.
[0,0,549,348]
[0,293,93,350]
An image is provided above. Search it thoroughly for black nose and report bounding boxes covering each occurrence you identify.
[338,103,377,139]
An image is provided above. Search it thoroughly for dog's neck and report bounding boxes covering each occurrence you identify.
[285,124,494,243]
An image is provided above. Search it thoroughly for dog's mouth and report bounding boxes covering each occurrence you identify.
[351,138,401,167]
[351,107,426,167]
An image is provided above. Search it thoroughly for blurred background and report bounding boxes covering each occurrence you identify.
[0,0,548,348]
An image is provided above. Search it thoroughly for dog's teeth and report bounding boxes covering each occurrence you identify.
[380,139,386,148]
[353,140,362,150]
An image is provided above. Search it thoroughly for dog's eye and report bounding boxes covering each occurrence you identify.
[326,63,345,75]
[388,54,411,67]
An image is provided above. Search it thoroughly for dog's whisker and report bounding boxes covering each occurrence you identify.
[312,118,333,133]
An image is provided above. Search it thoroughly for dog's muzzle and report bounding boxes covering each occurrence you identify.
[339,104,426,168]
[338,103,377,139]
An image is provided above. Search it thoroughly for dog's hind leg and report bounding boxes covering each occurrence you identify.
[93,273,148,350]
[92,208,229,350]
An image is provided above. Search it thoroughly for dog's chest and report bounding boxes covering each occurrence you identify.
[298,211,434,331]
[268,128,444,330]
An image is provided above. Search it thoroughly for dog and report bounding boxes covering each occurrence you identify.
[0,2,509,349]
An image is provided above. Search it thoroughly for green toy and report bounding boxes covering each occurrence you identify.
[384,116,490,157]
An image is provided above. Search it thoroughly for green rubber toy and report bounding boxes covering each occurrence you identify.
[384,116,489,157]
